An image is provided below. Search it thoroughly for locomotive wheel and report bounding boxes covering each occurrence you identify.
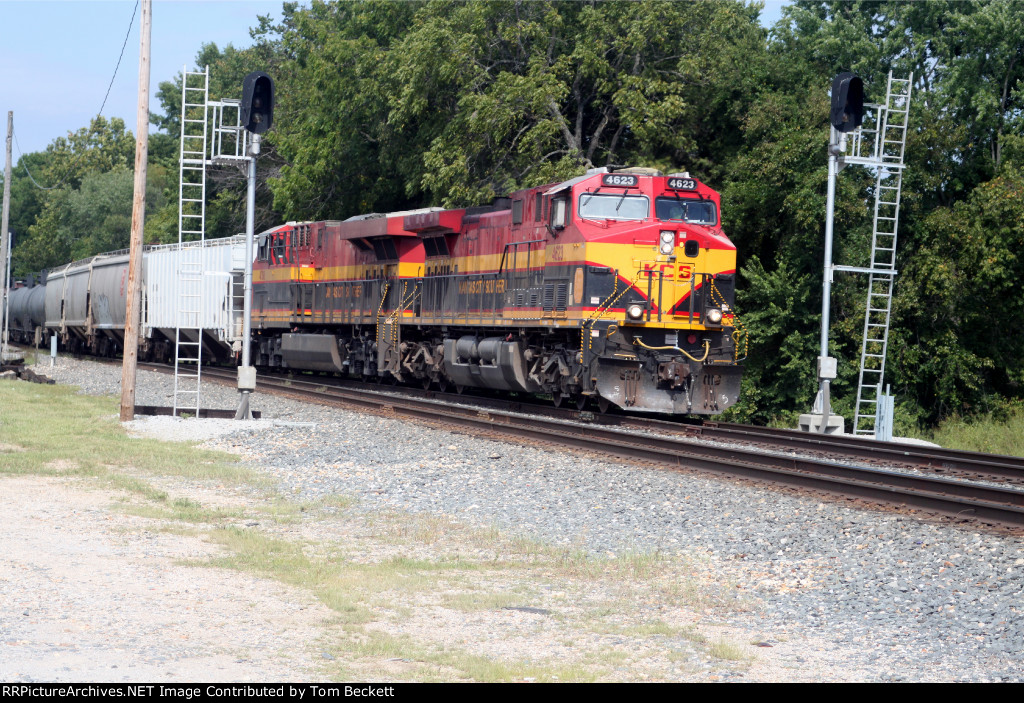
[438,378,448,393]
[575,394,588,411]
[422,376,432,390]
[455,384,465,395]
[597,396,612,414]
[552,393,564,408]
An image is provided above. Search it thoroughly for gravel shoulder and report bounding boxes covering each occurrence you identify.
[0,475,329,682]
[4,356,1024,682]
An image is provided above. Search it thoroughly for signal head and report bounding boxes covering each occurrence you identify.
[241,71,275,134]
[830,72,864,133]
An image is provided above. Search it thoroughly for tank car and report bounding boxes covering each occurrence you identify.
[251,167,745,414]
[7,275,47,346]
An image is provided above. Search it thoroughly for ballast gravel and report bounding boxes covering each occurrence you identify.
[22,357,1024,681]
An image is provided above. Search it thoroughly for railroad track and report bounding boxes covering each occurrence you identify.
[156,363,1024,486]
[132,362,1024,531]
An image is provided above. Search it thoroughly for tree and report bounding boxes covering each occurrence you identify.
[262,0,421,219]
[4,150,53,252]
[15,166,168,273]
[37,116,136,191]
[11,116,171,272]
[938,0,1024,172]
[263,0,765,216]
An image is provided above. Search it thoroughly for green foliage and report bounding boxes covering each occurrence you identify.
[149,41,279,243]
[17,166,169,271]
[894,161,1024,421]
[39,116,136,190]
[728,257,819,424]
[938,0,1024,171]
[265,0,417,219]
[923,401,1024,458]
[12,116,146,273]
[717,0,1024,426]
[4,150,51,256]
[265,0,765,216]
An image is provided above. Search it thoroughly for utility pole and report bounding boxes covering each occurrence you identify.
[1,111,13,359]
[120,0,152,421]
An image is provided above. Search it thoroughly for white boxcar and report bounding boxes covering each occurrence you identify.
[143,235,248,355]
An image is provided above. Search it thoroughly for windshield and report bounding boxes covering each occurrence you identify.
[656,197,717,225]
[578,192,649,221]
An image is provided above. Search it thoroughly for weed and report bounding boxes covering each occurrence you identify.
[0,384,250,484]
[708,638,750,661]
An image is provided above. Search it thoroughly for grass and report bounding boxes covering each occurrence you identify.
[440,591,524,612]
[197,508,751,680]
[921,409,1024,457]
[708,638,751,661]
[0,383,254,484]
[255,495,355,523]
[0,378,753,681]
[746,395,1024,459]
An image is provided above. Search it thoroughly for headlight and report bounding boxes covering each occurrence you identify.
[659,231,675,255]
[705,308,723,324]
[627,304,645,320]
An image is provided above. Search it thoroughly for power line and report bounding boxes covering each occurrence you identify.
[98,0,140,120]
[14,128,58,191]
[14,0,140,191]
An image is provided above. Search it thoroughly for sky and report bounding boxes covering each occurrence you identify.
[0,0,281,161]
[0,0,789,165]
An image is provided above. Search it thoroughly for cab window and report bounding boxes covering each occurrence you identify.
[656,197,717,225]
[578,193,649,221]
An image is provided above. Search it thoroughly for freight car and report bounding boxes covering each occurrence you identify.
[29,236,248,360]
[7,274,47,346]
[250,167,745,414]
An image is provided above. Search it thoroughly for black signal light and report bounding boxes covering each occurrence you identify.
[830,72,864,133]
[241,71,275,134]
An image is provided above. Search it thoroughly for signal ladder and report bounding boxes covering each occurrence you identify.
[173,66,210,416]
[837,73,913,437]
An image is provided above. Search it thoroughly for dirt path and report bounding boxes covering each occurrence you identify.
[0,475,332,683]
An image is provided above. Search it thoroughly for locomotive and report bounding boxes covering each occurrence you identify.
[250,167,745,414]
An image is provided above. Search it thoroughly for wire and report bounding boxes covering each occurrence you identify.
[98,0,139,121]
[632,337,711,363]
[13,0,140,191]
[14,129,59,191]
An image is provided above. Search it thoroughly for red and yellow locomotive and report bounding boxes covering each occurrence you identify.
[251,167,745,414]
